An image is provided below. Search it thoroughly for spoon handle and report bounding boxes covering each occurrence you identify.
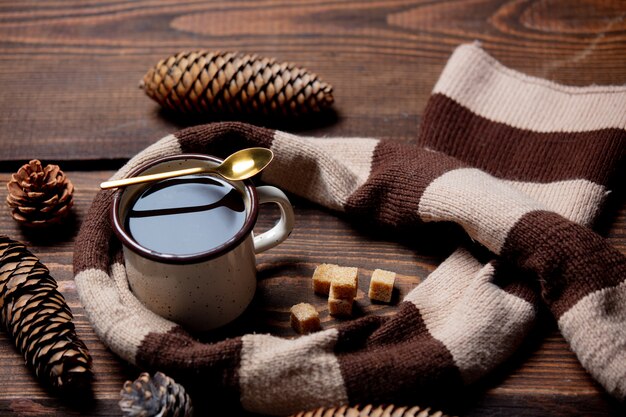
[100,167,209,189]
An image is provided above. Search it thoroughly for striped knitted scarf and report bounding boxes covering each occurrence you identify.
[74,44,626,415]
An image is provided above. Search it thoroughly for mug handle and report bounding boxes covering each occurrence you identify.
[253,186,295,254]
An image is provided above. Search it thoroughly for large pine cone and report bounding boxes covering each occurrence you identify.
[120,372,193,417]
[140,51,334,115]
[6,160,74,227]
[0,236,92,392]
[290,404,451,417]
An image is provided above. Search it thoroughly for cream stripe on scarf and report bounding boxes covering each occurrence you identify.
[418,168,544,254]
[505,179,607,226]
[75,265,176,364]
[558,278,626,399]
[405,249,535,383]
[434,43,626,132]
[264,131,378,211]
[239,330,348,415]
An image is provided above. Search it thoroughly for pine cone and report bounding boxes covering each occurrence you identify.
[6,160,74,227]
[140,51,334,115]
[120,372,193,417]
[0,236,92,392]
[290,404,451,417]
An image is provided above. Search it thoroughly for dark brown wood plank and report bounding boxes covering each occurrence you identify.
[0,171,624,416]
[1,0,625,162]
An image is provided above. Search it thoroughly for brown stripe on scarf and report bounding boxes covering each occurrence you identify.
[335,302,463,403]
[137,327,242,393]
[73,189,117,274]
[345,139,465,228]
[176,121,275,157]
[418,94,625,185]
[110,240,125,266]
[501,210,626,318]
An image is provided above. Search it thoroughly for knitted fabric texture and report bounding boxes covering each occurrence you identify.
[73,44,626,416]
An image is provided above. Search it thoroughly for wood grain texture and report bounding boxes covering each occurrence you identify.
[1,0,626,162]
[0,1,625,416]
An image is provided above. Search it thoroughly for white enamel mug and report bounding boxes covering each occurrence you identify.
[111,154,294,332]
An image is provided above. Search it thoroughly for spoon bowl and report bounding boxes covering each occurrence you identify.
[219,147,274,181]
[100,147,274,189]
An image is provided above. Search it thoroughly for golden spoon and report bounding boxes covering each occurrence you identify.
[100,147,273,189]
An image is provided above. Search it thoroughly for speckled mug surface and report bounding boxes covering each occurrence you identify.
[111,154,295,332]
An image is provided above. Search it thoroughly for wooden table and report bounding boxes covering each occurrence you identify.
[1,1,624,416]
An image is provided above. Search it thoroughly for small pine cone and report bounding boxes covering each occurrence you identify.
[140,51,334,116]
[120,372,193,417]
[0,236,92,392]
[6,160,74,227]
[290,404,451,417]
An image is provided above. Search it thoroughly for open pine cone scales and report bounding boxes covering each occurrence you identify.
[6,160,74,227]
[0,236,92,392]
[140,51,334,115]
[120,372,193,417]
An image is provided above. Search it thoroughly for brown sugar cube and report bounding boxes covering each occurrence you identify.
[312,264,335,295]
[328,267,358,299]
[328,296,353,317]
[290,303,321,334]
[368,269,396,303]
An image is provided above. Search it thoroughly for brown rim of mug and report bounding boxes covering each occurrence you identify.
[111,153,259,265]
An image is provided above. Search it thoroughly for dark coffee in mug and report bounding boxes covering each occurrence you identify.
[124,175,246,255]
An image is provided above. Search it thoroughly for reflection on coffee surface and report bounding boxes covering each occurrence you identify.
[125,175,246,255]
